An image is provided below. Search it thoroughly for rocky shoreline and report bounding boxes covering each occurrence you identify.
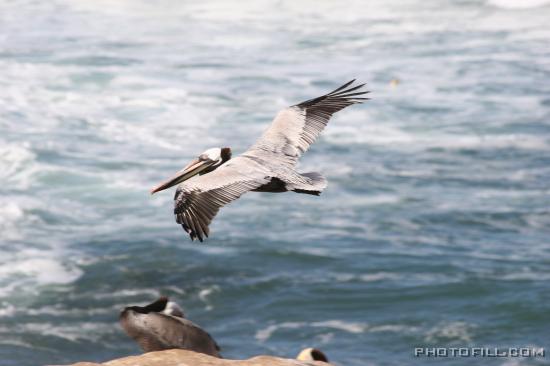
[62,349,331,366]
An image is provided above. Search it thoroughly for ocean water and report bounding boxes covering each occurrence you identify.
[1,0,550,365]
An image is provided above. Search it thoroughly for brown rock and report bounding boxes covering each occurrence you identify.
[63,349,330,366]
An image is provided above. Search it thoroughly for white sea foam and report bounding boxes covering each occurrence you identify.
[255,320,368,342]
[255,319,419,343]
[198,285,220,302]
[0,303,16,317]
[490,269,550,282]
[21,322,116,343]
[0,143,39,190]
[255,322,303,342]
[23,305,114,317]
[488,0,550,9]
[0,202,26,240]
[329,271,461,286]
[425,321,476,344]
[0,339,52,352]
[198,285,220,311]
[0,143,35,176]
[325,123,549,151]
[369,324,419,333]
[311,320,367,333]
[359,272,401,282]
[8,258,80,285]
[91,288,161,300]
[0,249,82,297]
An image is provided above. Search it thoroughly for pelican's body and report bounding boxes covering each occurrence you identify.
[120,297,221,357]
[151,80,369,241]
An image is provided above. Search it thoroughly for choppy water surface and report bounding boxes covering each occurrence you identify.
[1,1,550,365]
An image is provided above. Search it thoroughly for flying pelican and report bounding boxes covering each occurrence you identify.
[119,296,221,357]
[151,80,369,241]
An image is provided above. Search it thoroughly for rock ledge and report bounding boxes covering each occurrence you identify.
[66,349,328,366]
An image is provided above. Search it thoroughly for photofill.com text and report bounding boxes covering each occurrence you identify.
[414,347,545,358]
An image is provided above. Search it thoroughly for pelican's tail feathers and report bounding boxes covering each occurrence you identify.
[293,172,327,196]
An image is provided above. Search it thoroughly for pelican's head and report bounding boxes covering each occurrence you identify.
[162,300,185,318]
[296,348,329,363]
[120,296,186,323]
[151,147,231,194]
[120,296,169,318]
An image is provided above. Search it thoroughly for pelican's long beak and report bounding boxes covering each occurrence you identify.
[150,158,215,194]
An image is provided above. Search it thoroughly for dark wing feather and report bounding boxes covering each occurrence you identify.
[245,80,369,166]
[174,157,269,242]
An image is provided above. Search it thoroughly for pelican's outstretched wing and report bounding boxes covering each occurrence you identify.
[120,312,221,356]
[174,157,269,242]
[245,80,369,166]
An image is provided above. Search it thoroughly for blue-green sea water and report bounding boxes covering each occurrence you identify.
[1,1,550,365]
